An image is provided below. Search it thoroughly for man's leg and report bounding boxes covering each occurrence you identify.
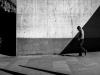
[78,40,82,56]
[78,39,85,56]
[81,47,87,56]
[80,39,87,56]
[78,46,83,56]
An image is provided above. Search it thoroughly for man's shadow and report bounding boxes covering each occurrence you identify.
[60,54,83,57]
[19,65,70,75]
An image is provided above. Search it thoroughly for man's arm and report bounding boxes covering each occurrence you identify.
[78,32,80,41]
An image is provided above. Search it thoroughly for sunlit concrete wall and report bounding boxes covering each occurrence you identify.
[17,0,100,38]
[16,0,100,56]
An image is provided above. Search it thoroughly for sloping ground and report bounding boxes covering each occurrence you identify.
[0,52,100,75]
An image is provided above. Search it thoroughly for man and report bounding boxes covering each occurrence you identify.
[77,26,87,56]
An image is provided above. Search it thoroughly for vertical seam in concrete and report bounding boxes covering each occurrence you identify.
[68,0,73,38]
[47,0,48,38]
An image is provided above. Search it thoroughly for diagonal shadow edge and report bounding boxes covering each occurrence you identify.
[0,68,26,75]
[19,65,69,75]
[60,6,100,55]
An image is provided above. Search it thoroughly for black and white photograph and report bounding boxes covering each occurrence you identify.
[0,0,100,75]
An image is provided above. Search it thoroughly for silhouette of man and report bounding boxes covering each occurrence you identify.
[77,26,87,56]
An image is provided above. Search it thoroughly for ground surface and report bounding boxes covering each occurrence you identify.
[0,52,100,75]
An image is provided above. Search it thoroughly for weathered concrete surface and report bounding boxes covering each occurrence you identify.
[16,38,71,56]
[17,0,100,38]
[16,0,100,55]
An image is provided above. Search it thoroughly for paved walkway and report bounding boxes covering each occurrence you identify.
[0,52,100,75]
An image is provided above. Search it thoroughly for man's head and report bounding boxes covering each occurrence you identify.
[77,26,81,31]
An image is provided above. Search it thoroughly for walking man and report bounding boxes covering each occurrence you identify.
[77,26,87,56]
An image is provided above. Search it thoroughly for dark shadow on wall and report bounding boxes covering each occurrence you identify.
[19,65,69,75]
[60,6,100,55]
[0,4,16,56]
[0,68,26,75]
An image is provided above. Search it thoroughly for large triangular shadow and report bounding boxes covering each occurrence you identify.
[60,6,100,55]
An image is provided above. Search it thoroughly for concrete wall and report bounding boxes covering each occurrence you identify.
[16,0,100,56]
[17,0,100,38]
[60,6,100,54]
[16,38,71,56]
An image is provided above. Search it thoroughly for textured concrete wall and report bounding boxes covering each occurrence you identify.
[16,0,100,56]
[17,0,100,38]
[60,6,100,55]
[16,38,71,56]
